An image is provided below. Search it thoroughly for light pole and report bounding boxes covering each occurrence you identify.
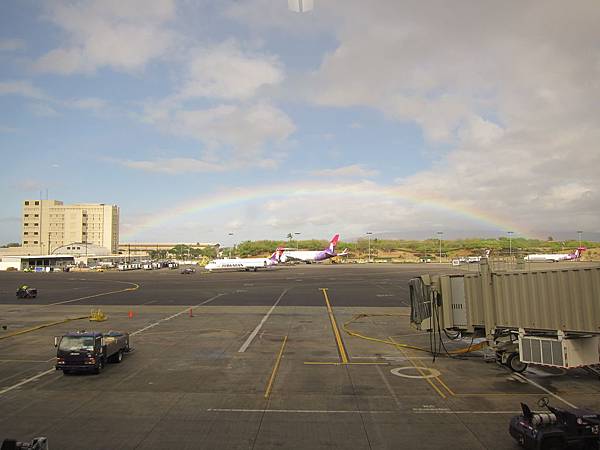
[436,231,443,263]
[228,233,234,258]
[294,232,301,250]
[366,232,373,262]
[577,230,583,248]
[507,231,514,261]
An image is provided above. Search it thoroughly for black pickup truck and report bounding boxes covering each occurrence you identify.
[55,330,130,374]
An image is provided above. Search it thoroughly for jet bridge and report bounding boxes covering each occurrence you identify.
[409,262,600,371]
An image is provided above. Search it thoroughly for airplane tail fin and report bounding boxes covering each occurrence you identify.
[328,234,340,253]
[270,247,285,262]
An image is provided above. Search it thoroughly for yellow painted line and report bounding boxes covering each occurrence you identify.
[264,335,288,399]
[0,316,88,340]
[320,288,349,364]
[390,337,446,399]
[416,355,455,396]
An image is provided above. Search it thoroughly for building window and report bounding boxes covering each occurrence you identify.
[24,223,29,226]
[34,214,39,217]
[34,201,39,205]
[33,241,38,244]
[25,201,29,205]
[34,223,38,226]
[24,214,29,217]
[24,232,28,235]
[24,240,29,244]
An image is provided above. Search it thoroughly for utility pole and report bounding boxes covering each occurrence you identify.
[508,231,514,261]
[294,232,301,250]
[577,230,583,248]
[436,231,443,263]
[366,232,373,262]
[228,233,234,258]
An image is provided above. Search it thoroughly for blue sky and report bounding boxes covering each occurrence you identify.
[1,1,599,245]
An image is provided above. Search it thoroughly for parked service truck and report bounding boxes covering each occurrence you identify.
[55,330,130,374]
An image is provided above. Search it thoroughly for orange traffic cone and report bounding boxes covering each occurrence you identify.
[128,310,134,319]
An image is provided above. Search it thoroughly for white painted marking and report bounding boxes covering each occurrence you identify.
[413,409,523,414]
[0,294,225,397]
[514,373,579,409]
[376,364,401,408]
[390,366,441,379]
[0,369,55,396]
[207,409,396,414]
[238,288,290,353]
[130,294,224,337]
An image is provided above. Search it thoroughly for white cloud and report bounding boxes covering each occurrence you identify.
[29,103,60,117]
[178,42,284,101]
[120,157,225,174]
[310,164,378,178]
[0,80,48,100]
[141,102,295,171]
[0,38,26,51]
[64,97,108,111]
[281,0,600,233]
[34,0,176,74]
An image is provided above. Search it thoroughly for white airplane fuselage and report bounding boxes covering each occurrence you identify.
[524,253,576,262]
[205,257,275,271]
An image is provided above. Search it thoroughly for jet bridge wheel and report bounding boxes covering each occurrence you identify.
[507,352,528,373]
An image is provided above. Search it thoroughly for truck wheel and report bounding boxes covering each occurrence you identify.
[114,350,123,363]
[62,369,71,375]
[94,359,104,374]
[507,353,527,373]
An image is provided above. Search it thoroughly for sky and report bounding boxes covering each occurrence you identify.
[1,0,599,246]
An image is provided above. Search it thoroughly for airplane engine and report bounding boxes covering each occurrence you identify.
[279,255,287,263]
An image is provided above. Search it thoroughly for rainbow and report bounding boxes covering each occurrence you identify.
[121,180,534,240]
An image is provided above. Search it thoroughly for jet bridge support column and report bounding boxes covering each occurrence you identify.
[479,260,495,342]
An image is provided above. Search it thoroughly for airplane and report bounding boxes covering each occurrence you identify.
[524,247,586,263]
[279,234,349,264]
[205,248,284,272]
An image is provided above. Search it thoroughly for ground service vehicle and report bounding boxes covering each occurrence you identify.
[509,399,600,449]
[16,286,37,299]
[0,436,48,450]
[55,330,130,374]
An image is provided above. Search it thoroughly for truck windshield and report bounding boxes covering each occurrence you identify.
[59,336,95,351]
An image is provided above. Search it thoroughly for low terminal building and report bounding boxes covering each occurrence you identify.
[0,255,75,272]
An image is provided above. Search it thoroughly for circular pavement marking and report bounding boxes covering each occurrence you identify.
[390,366,441,379]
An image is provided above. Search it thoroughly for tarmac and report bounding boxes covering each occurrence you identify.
[0,263,599,449]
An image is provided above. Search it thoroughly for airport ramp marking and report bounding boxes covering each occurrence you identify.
[237,288,290,353]
[390,336,450,399]
[130,293,225,336]
[514,372,578,409]
[264,335,288,399]
[0,368,55,396]
[320,288,349,364]
[45,281,140,306]
[0,294,224,398]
